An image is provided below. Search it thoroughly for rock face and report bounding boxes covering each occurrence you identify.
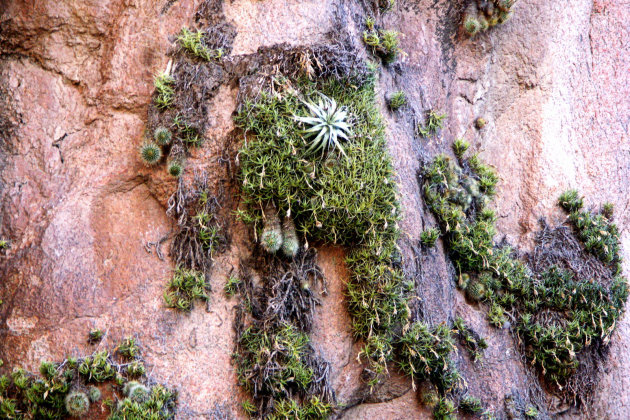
[1,0,629,419]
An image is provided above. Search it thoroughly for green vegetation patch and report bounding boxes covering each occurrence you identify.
[0,339,177,419]
[163,267,209,312]
[422,146,628,402]
[236,71,412,386]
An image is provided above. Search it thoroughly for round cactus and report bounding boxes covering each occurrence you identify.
[153,126,172,146]
[281,216,299,258]
[466,280,486,302]
[65,391,90,416]
[168,161,183,177]
[88,386,101,402]
[261,204,282,253]
[129,383,150,402]
[420,385,440,408]
[464,16,482,36]
[140,143,162,166]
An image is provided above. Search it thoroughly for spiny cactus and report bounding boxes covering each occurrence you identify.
[466,280,486,301]
[123,381,150,402]
[420,384,440,408]
[281,216,300,258]
[65,391,90,416]
[88,386,101,403]
[261,204,283,253]
[463,0,517,36]
[168,160,183,177]
[140,143,162,166]
[153,126,172,146]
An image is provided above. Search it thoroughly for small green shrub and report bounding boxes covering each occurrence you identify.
[224,275,242,297]
[459,394,483,414]
[388,90,407,110]
[173,114,203,147]
[453,317,487,363]
[434,397,457,420]
[418,110,446,138]
[88,329,104,345]
[163,267,209,311]
[154,72,175,109]
[558,189,583,212]
[452,138,469,159]
[126,361,146,377]
[118,337,140,360]
[363,28,402,64]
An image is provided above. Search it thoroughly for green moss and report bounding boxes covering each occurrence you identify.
[163,267,209,311]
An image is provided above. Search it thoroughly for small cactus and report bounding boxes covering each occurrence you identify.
[281,216,299,258]
[65,391,90,416]
[167,160,183,177]
[464,16,482,36]
[420,384,440,408]
[261,204,282,253]
[88,386,101,402]
[140,143,162,166]
[466,280,486,301]
[474,117,487,129]
[123,380,150,402]
[153,126,172,146]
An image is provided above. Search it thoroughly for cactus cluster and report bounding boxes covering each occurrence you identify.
[260,205,301,258]
[463,0,517,36]
[65,390,90,416]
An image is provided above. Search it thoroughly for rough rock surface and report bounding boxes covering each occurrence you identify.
[1,0,629,419]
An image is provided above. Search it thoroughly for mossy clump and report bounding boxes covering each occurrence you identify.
[453,317,487,363]
[388,90,407,110]
[463,0,516,37]
[163,267,209,311]
[418,110,446,138]
[140,142,162,166]
[420,227,440,248]
[459,394,484,414]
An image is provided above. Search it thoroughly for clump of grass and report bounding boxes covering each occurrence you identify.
[363,28,402,64]
[420,227,440,248]
[154,72,175,109]
[453,317,487,362]
[163,267,209,311]
[140,142,162,166]
[388,90,407,110]
[173,114,203,147]
[558,189,583,213]
[434,397,457,420]
[459,394,484,414]
[224,274,241,297]
[118,337,140,360]
[178,27,224,61]
[418,110,446,138]
[88,328,104,344]
[452,138,469,159]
